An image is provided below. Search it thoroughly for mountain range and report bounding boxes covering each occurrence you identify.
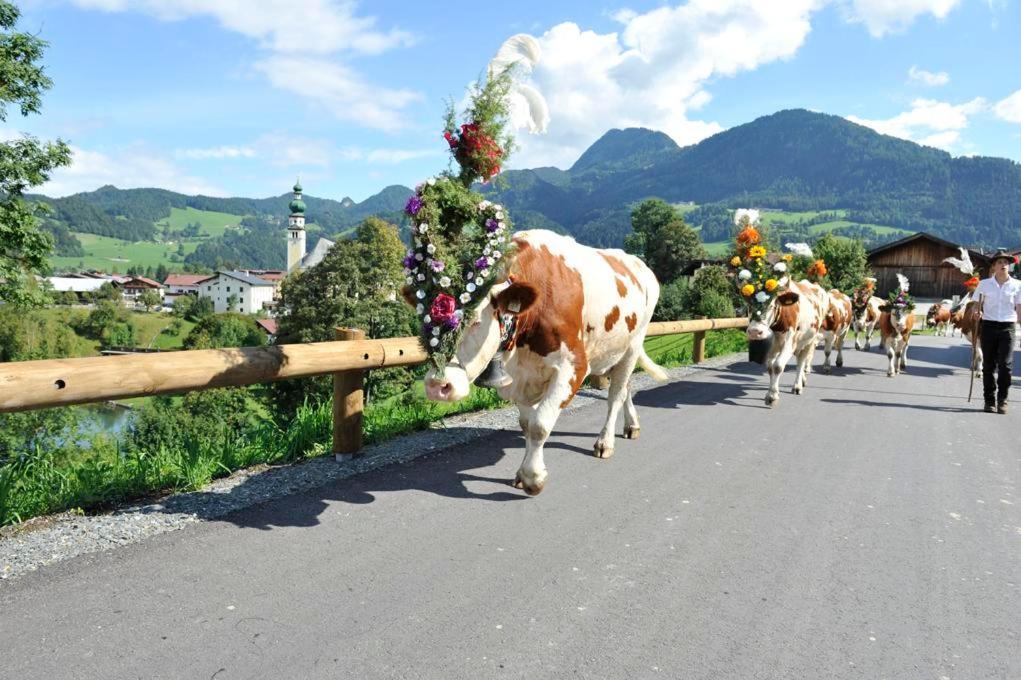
[33,108,1021,271]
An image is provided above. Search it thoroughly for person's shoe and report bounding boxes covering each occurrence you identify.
[997,401,1008,415]
[984,403,996,413]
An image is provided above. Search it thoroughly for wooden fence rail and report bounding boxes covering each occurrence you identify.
[0,316,748,457]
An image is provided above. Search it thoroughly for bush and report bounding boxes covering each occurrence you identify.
[653,278,689,321]
[681,265,736,318]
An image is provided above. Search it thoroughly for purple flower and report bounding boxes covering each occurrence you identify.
[485,218,499,233]
[405,195,423,216]
[403,252,417,269]
[423,322,433,334]
[444,311,462,330]
[474,256,490,270]
[430,259,445,272]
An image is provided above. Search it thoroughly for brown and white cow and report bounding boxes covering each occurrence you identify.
[950,299,983,374]
[849,287,884,351]
[878,302,915,377]
[822,289,853,373]
[746,279,829,407]
[418,230,666,495]
[926,301,952,336]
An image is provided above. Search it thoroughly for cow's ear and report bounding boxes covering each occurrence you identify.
[879,304,891,313]
[495,282,539,316]
[776,291,799,306]
[400,285,417,308]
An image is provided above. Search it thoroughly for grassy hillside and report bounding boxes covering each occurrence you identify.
[155,207,245,238]
[50,233,199,272]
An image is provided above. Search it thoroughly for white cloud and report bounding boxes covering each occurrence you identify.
[510,1,817,168]
[840,0,962,37]
[846,97,987,150]
[68,0,413,55]
[994,89,1021,123]
[907,65,949,86]
[40,145,226,197]
[175,145,256,160]
[255,56,421,132]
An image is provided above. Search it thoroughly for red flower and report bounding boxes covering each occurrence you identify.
[429,293,458,324]
[443,131,458,149]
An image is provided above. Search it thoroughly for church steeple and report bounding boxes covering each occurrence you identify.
[286,178,307,273]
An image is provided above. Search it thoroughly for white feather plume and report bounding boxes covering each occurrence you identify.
[785,242,814,258]
[941,247,974,275]
[487,34,549,134]
[896,273,910,292]
[733,208,761,226]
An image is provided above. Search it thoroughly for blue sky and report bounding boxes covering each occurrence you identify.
[7,0,1021,202]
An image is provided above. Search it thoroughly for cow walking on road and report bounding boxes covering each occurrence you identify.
[747,280,829,407]
[926,301,952,336]
[878,275,915,377]
[822,289,853,373]
[416,230,666,495]
[850,285,884,351]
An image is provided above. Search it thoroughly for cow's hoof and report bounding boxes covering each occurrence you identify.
[624,425,640,440]
[792,385,803,395]
[512,472,524,489]
[887,371,894,377]
[822,365,831,374]
[765,395,777,408]
[593,442,615,459]
[836,357,843,367]
[514,471,547,495]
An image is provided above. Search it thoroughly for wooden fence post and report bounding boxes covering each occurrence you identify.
[692,316,707,364]
[333,327,366,462]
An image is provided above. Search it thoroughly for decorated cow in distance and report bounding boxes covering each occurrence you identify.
[850,279,884,351]
[878,274,915,377]
[925,300,952,336]
[821,289,853,372]
[730,229,829,407]
[400,38,665,495]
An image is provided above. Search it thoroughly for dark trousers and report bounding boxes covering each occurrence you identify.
[980,320,1016,405]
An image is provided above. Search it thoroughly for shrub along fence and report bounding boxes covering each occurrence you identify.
[0,317,749,460]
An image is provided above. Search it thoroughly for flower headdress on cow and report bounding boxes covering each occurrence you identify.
[729,209,788,318]
[403,35,549,369]
[884,273,915,311]
[852,276,877,308]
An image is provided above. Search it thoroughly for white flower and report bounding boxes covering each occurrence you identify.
[418,223,429,234]
[478,200,491,210]
[773,262,787,273]
[423,314,432,324]
[493,250,502,260]
[483,246,492,255]
[429,337,439,347]
[416,290,425,300]
[406,276,413,285]
[439,276,451,288]
[416,273,425,282]
[416,303,424,314]
[495,211,504,220]
[415,253,424,261]
[785,242,813,258]
[466,282,477,293]
[480,269,490,278]
[466,272,474,281]
[459,292,471,304]
[738,269,752,281]
[733,208,761,226]
[475,277,484,286]
[494,204,502,211]
[755,291,769,304]
[427,177,436,186]
[426,244,436,254]
[498,222,505,230]
[432,327,441,336]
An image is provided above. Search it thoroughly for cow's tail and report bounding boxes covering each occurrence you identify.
[638,349,669,382]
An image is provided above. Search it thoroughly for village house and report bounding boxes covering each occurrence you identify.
[120,276,164,302]
[198,270,276,314]
[867,232,993,299]
[162,274,210,305]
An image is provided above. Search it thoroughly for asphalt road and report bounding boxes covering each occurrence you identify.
[1,335,1018,680]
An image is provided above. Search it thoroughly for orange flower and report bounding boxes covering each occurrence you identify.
[808,259,827,278]
[765,278,778,292]
[736,226,760,246]
[740,283,755,297]
[963,276,979,290]
[748,245,766,259]
[730,256,742,267]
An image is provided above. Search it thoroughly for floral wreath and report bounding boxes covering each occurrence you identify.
[729,211,788,319]
[403,178,512,368]
[885,274,915,310]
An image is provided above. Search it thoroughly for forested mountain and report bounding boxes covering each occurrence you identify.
[32,109,1021,270]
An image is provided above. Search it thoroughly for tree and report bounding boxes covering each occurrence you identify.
[811,234,870,293]
[94,281,122,303]
[226,293,239,312]
[268,218,416,419]
[183,313,265,350]
[188,295,214,321]
[0,2,72,306]
[681,265,736,319]
[626,199,707,283]
[155,264,169,283]
[139,289,161,311]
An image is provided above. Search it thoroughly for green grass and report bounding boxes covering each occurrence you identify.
[50,232,199,272]
[644,328,748,367]
[807,220,910,236]
[155,207,245,238]
[760,209,848,224]
[703,240,731,257]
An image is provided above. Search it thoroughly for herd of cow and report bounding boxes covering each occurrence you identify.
[411,229,980,495]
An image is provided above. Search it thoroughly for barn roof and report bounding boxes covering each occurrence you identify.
[866,232,991,264]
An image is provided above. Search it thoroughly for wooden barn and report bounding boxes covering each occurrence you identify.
[867,232,992,299]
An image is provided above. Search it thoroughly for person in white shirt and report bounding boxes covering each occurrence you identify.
[973,248,1021,413]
